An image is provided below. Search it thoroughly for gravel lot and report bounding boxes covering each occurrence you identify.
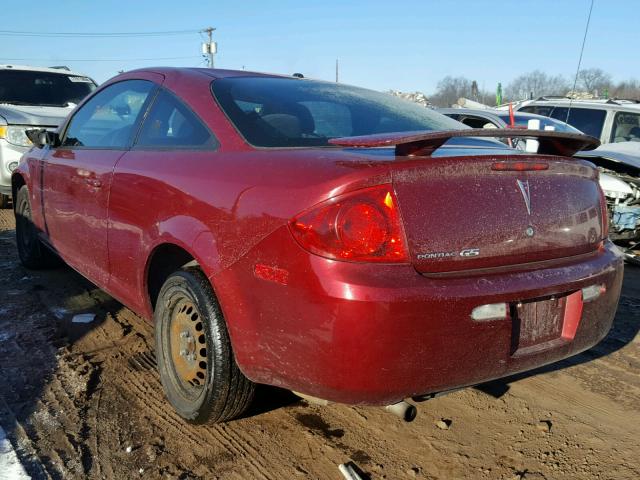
[0,208,638,480]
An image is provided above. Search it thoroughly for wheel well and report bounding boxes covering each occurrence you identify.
[147,244,198,311]
[11,174,26,202]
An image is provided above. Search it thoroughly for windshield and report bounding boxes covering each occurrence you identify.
[212,76,463,147]
[498,114,583,134]
[0,70,96,107]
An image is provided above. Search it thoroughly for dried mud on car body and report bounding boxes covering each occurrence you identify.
[0,209,638,479]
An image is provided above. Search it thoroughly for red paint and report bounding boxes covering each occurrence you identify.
[254,264,289,285]
[509,102,515,128]
[562,291,584,341]
[13,68,624,405]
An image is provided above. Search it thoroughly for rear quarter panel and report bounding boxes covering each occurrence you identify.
[107,147,391,319]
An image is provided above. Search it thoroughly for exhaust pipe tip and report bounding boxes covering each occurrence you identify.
[384,400,417,422]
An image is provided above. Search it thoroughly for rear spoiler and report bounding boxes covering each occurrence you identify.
[328,129,600,157]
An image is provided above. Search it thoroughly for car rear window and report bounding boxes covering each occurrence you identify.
[0,70,96,107]
[211,76,462,147]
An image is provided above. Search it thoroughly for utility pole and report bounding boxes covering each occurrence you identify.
[201,27,217,68]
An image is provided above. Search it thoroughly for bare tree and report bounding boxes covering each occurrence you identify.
[610,79,640,100]
[428,76,492,107]
[428,76,471,107]
[577,68,612,94]
[505,70,569,101]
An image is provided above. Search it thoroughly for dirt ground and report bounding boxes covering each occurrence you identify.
[0,208,638,480]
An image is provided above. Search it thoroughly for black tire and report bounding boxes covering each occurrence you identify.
[0,193,9,209]
[15,186,61,269]
[154,267,255,424]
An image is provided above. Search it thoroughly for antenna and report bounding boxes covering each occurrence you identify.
[566,0,595,123]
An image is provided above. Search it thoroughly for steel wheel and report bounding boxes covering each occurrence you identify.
[169,299,209,396]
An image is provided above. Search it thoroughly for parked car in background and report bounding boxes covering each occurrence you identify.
[439,107,582,133]
[514,97,640,145]
[575,142,640,263]
[13,68,623,424]
[438,107,582,150]
[0,64,96,207]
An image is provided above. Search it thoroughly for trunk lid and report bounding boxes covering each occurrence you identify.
[392,156,605,274]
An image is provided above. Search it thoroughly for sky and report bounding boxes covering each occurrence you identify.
[2,0,637,94]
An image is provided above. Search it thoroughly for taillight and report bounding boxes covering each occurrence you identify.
[598,184,609,238]
[289,184,408,263]
[491,161,548,171]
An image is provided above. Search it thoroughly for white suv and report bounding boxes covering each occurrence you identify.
[515,97,640,145]
[0,64,96,207]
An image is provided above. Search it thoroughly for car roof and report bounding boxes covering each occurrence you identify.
[124,66,296,80]
[523,97,640,112]
[438,107,556,120]
[0,63,92,78]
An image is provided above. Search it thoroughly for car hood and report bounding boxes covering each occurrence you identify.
[575,142,640,170]
[0,104,74,127]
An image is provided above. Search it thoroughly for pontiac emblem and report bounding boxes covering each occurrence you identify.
[516,179,531,215]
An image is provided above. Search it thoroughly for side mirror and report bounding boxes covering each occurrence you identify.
[25,129,61,149]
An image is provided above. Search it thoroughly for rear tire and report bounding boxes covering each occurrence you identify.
[154,267,255,424]
[15,186,61,269]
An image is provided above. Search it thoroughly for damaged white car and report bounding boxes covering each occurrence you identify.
[576,142,640,263]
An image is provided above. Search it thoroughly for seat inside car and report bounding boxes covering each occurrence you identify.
[259,102,315,138]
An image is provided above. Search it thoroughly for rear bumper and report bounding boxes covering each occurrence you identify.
[214,227,624,405]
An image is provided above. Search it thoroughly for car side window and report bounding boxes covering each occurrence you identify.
[62,80,155,148]
[547,107,606,139]
[460,115,496,129]
[135,89,218,149]
[611,112,640,143]
[520,105,554,117]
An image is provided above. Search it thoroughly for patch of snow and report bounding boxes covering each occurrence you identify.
[0,426,30,480]
[388,90,433,108]
[71,313,95,324]
[0,332,14,343]
[50,308,68,320]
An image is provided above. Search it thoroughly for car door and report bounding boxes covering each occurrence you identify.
[106,87,219,312]
[43,78,158,286]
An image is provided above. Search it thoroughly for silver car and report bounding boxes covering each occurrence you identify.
[515,97,640,145]
[0,65,96,207]
[438,107,582,133]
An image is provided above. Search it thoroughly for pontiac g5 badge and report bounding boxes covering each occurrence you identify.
[417,248,480,260]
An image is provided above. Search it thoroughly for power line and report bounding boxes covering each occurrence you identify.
[0,29,199,38]
[0,56,201,62]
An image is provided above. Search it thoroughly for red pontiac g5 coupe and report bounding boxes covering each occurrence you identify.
[14,68,623,424]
